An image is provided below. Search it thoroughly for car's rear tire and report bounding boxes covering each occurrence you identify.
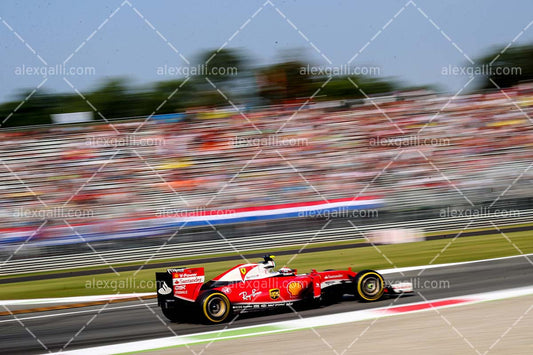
[354,269,384,302]
[199,291,231,323]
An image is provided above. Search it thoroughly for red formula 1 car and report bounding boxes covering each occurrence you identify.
[156,255,413,323]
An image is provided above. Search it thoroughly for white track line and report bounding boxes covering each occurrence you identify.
[60,285,533,355]
[378,252,533,275]
[0,302,157,324]
[0,292,154,306]
[2,253,532,306]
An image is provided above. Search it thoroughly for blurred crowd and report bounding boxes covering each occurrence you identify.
[1,83,533,234]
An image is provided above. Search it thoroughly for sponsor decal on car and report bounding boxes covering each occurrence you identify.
[269,288,280,300]
[158,282,172,295]
[233,302,295,310]
[287,281,304,297]
[324,274,344,279]
[166,268,186,274]
[222,287,232,294]
[239,289,261,301]
[173,276,205,285]
[240,267,250,281]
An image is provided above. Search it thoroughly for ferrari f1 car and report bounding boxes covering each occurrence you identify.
[156,255,413,323]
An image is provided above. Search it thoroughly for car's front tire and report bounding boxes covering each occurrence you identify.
[199,291,232,323]
[354,269,385,301]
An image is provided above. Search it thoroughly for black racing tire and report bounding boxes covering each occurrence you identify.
[354,269,385,302]
[198,291,232,324]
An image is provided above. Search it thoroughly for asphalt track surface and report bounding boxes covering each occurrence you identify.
[1,256,532,354]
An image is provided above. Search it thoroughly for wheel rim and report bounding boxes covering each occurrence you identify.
[362,276,380,296]
[208,296,226,318]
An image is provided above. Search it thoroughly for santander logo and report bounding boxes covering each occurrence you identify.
[158,282,172,295]
[173,276,205,285]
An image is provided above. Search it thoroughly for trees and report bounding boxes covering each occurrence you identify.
[475,44,533,89]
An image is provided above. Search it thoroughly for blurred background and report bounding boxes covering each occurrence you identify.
[1,0,533,272]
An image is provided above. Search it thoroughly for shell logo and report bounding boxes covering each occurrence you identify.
[287,281,303,297]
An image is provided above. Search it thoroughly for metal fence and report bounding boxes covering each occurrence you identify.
[1,208,531,275]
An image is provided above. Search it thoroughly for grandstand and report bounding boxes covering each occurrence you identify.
[1,85,533,251]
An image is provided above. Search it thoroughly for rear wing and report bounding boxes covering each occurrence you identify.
[156,267,205,303]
